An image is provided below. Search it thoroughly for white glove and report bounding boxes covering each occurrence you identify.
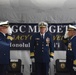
[64,31,69,39]
[7,26,12,35]
[31,58,35,62]
[50,58,54,62]
[73,66,76,71]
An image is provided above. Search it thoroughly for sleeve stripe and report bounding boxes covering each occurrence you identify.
[73,60,76,65]
[30,52,34,57]
[50,52,54,56]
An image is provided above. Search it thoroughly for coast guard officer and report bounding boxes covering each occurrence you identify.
[30,21,54,75]
[64,24,76,75]
[0,21,13,75]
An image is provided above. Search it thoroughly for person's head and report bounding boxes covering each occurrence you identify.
[67,24,76,38]
[0,21,12,35]
[38,21,48,34]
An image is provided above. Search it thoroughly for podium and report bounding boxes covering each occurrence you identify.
[7,59,24,75]
[8,59,21,73]
[30,62,36,75]
[6,73,23,75]
[55,59,70,75]
[55,73,70,75]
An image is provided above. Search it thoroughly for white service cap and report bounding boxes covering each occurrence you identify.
[38,21,48,28]
[0,21,9,27]
[68,24,76,31]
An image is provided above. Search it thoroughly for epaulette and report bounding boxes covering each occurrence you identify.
[7,36,14,41]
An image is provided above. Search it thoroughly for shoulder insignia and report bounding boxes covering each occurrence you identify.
[7,36,14,41]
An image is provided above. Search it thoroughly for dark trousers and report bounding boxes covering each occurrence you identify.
[73,71,76,75]
[0,64,8,75]
[66,57,76,75]
[35,62,49,75]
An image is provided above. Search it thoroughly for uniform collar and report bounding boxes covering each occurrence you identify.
[40,33,45,38]
[0,32,6,36]
[40,33,45,36]
[1,32,6,36]
[71,35,76,40]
